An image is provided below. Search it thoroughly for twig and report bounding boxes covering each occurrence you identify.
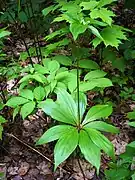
[77,158,86,180]
[5,133,70,174]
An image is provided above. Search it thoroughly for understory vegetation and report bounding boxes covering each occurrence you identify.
[0,0,135,179]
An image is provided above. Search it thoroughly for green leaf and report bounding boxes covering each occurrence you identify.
[42,58,51,68]
[38,99,76,125]
[79,130,100,173]
[52,55,72,66]
[6,97,29,108]
[84,70,107,81]
[32,74,47,84]
[85,128,115,159]
[0,29,11,39]
[80,1,99,10]
[70,22,87,40]
[34,86,45,101]
[50,80,57,92]
[78,60,99,69]
[127,141,135,148]
[92,25,127,48]
[79,81,97,92]
[72,92,87,120]
[45,27,69,41]
[20,101,35,119]
[48,60,60,73]
[128,122,135,128]
[42,5,54,16]
[97,0,117,8]
[13,106,20,120]
[93,78,113,87]
[0,115,7,124]
[55,71,69,82]
[127,111,135,120]
[56,82,67,90]
[0,126,3,140]
[34,64,49,74]
[56,89,78,124]
[19,89,34,101]
[105,168,131,180]
[18,11,28,22]
[90,8,115,26]
[89,26,103,40]
[54,127,78,170]
[84,121,119,133]
[112,57,126,72]
[36,125,74,145]
[83,105,112,125]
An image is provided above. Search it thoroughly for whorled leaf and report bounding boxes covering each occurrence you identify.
[54,127,78,170]
[36,125,74,145]
[79,130,101,173]
[83,105,112,125]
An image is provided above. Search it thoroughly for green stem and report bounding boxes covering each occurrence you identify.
[76,57,80,127]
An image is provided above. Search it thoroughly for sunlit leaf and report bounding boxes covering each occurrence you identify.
[54,127,78,170]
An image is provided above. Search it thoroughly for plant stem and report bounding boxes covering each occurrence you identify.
[29,0,43,61]
[25,1,40,63]
[76,57,81,127]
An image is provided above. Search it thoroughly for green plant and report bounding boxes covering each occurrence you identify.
[6,57,113,120]
[43,0,129,49]
[120,87,135,100]
[36,89,119,172]
[0,115,7,139]
[0,28,11,62]
[105,110,135,180]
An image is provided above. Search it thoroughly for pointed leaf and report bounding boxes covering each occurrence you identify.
[70,22,87,40]
[13,106,20,120]
[38,99,76,125]
[84,121,119,133]
[79,130,100,173]
[0,29,11,39]
[78,60,99,69]
[6,97,29,108]
[0,126,3,140]
[34,64,49,74]
[42,5,54,16]
[90,8,115,26]
[52,55,72,66]
[80,81,97,92]
[80,1,99,10]
[127,111,135,120]
[48,60,60,73]
[0,115,7,124]
[128,122,135,128]
[84,70,107,81]
[97,0,117,8]
[34,86,45,101]
[93,25,128,48]
[93,78,113,87]
[83,105,112,125]
[89,26,103,40]
[127,141,135,148]
[72,92,87,120]
[85,128,115,160]
[19,89,34,101]
[36,125,74,145]
[56,89,78,124]
[54,127,78,170]
[20,101,35,119]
